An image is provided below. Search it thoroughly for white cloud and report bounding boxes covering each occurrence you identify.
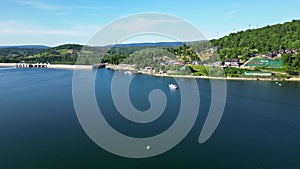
[56,12,69,16]
[72,24,102,31]
[72,5,118,10]
[10,0,60,10]
[111,17,183,31]
[0,21,104,46]
[226,9,240,19]
[0,20,88,36]
[10,0,117,12]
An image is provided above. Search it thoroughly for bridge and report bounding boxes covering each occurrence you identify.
[15,63,106,69]
[16,63,49,68]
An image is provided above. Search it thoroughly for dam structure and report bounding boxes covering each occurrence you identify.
[12,63,106,70]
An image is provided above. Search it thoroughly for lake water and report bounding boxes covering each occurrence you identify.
[0,67,300,169]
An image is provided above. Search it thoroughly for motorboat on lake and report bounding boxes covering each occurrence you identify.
[169,83,178,89]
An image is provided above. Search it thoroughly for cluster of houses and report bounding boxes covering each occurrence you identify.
[191,60,204,65]
[190,60,223,67]
[139,47,300,74]
[223,58,239,68]
[262,48,299,58]
[190,59,239,68]
[67,49,74,55]
[140,59,186,74]
[189,48,299,68]
[160,58,184,67]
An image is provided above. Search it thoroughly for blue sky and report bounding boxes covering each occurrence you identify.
[0,0,299,46]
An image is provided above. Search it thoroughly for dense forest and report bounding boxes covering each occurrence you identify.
[211,20,300,62]
[0,48,47,63]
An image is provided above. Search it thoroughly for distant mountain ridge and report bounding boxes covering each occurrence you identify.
[111,42,184,47]
[0,45,50,49]
[0,41,203,49]
[108,41,207,47]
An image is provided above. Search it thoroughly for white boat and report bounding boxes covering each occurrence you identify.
[169,83,178,89]
[124,71,133,75]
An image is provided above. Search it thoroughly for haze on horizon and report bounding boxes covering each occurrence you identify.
[1,0,299,46]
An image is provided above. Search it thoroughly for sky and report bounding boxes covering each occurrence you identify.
[0,0,299,46]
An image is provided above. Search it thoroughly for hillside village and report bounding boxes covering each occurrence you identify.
[0,20,300,79]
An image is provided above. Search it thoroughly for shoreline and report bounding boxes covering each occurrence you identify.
[152,73,300,81]
[106,64,300,82]
[1,63,299,81]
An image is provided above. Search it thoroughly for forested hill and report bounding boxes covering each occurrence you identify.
[1,20,300,66]
[211,20,300,60]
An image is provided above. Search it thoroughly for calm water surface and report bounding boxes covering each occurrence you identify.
[0,67,300,169]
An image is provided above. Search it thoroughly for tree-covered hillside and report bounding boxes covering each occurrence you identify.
[0,44,84,64]
[0,48,47,63]
[211,20,300,61]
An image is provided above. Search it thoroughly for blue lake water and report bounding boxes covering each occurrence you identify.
[0,67,300,169]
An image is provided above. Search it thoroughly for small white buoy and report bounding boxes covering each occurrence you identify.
[275,82,278,84]
[279,83,282,86]
[146,145,151,151]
